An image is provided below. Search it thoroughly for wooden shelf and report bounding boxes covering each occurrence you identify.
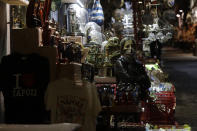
[102,105,140,113]
[94,76,116,84]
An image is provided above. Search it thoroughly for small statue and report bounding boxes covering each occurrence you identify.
[104,37,121,64]
[115,37,151,101]
[63,42,83,63]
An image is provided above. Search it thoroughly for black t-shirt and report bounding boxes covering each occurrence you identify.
[0,53,50,124]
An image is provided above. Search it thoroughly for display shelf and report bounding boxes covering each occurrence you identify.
[0,123,81,131]
[102,105,140,113]
[94,76,116,84]
[117,122,145,131]
[0,0,29,6]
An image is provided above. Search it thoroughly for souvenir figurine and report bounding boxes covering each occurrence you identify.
[115,37,151,101]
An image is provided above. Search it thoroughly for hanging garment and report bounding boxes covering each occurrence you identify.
[45,63,101,131]
[0,53,50,124]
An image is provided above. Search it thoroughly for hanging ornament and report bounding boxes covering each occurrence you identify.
[90,0,104,26]
[167,0,175,8]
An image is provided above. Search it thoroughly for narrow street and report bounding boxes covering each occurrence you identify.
[162,46,197,130]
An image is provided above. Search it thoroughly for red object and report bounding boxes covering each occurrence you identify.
[42,22,51,46]
[41,0,52,46]
[151,0,157,4]
[43,0,52,22]
[39,2,44,26]
[140,91,176,124]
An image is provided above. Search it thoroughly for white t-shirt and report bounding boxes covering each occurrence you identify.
[45,78,101,131]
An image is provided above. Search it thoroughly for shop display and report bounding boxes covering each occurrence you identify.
[58,41,83,63]
[156,32,164,43]
[115,41,151,102]
[66,4,88,34]
[114,83,140,105]
[67,5,78,33]
[149,70,167,83]
[112,22,124,39]
[45,63,101,131]
[167,0,175,8]
[101,40,108,52]
[50,1,58,22]
[81,63,95,82]
[85,22,102,44]
[145,63,161,71]
[77,0,94,8]
[145,123,191,131]
[26,0,39,28]
[0,53,50,123]
[85,43,104,72]
[96,84,115,106]
[141,91,176,125]
[1,0,188,129]
[120,37,135,51]
[113,9,124,22]
[145,63,168,83]
[26,0,46,28]
[104,37,121,65]
[142,29,173,58]
[88,30,103,45]
[90,0,104,26]
[141,2,175,58]
[145,63,173,93]
[191,5,197,23]
[11,5,26,29]
[141,63,176,125]
[122,10,134,37]
[85,22,101,35]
